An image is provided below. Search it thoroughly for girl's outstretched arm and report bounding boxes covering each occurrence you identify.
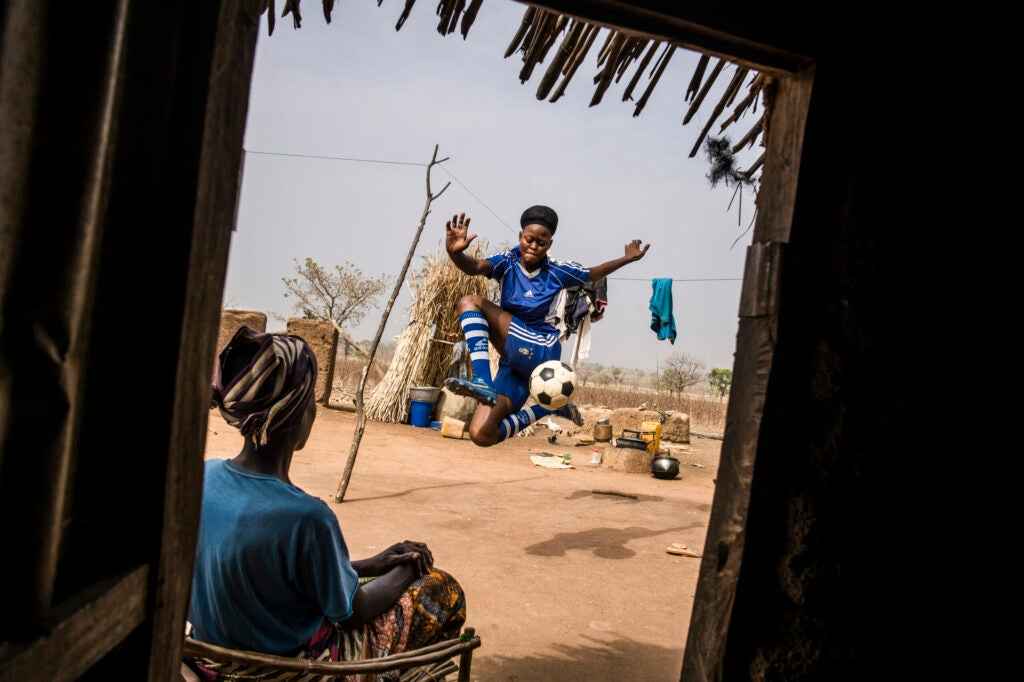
[588,239,650,281]
[445,212,493,276]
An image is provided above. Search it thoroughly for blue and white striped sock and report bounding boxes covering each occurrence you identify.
[496,405,546,443]
[459,311,492,386]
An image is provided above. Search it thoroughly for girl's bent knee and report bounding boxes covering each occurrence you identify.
[467,426,498,447]
[456,295,484,312]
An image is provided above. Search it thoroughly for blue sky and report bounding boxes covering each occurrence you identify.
[224,0,760,372]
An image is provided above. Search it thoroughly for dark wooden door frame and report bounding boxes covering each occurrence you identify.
[0,2,813,680]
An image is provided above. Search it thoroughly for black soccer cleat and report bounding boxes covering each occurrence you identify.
[553,402,584,426]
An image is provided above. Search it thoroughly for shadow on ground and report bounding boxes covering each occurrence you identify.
[475,632,683,681]
[525,524,705,559]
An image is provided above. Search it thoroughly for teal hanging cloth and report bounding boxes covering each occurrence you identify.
[649,278,677,344]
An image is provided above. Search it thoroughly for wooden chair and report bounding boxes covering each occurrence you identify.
[180,627,480,682]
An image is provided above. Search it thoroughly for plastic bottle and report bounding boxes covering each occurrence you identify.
[590,447,602,465]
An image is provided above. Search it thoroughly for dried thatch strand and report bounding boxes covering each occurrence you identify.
[540,15,571,64]
[718,73,766,132]
[632,44,675,117]
[685,54,711,103]
[744,151,765,179]
[723,67,750,108]
[562,22,595,77]
[732,116,765,153]
[436,0,466,36]
[504,6,536,58]
[518,12,566,84]
[682,58,725,125]
[590,32,627,106]
[549,23,598,103]
[460,0,484,38]
[622,40,659,102]
[615,38,649,84]
[260,0,277,35]
[283,0,302,29]
[687,64,751,158]
[536,19,586,101]
[396,0,417,31]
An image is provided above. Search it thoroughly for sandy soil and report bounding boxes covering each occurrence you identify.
[202,405,722,681]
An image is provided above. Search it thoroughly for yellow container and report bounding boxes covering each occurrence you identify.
[441,416,465,439]
[640,420,662,454]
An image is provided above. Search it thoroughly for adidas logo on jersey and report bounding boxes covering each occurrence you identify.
[523,290,534,298]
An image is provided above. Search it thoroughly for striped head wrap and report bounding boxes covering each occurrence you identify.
[212,326,318,447]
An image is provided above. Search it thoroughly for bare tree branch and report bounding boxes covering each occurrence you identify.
[335,144,450,503]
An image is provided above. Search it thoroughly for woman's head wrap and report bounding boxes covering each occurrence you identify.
[520,205,558,235]
[211,326,318,446]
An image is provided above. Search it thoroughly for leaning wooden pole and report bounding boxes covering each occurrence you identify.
[334,145,450,502]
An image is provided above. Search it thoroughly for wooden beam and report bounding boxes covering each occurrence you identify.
[146,1,262,681]
[0,567,149,682]
[519,0,812,75]
[680,65,815,681]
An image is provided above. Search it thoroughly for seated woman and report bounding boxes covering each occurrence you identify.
[186,325,466,681]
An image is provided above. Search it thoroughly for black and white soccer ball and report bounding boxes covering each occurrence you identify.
[529,360,577,410]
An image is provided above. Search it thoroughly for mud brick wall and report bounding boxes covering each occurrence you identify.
[285,318,338,404]
[214,311,268,384]
[579,407,690,444]
[216,310,267,356]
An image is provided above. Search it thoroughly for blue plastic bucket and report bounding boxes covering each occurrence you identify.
[409,399,433,427]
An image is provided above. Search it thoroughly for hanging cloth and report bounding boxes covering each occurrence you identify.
[649,277,677,344]
[557,277,608,363]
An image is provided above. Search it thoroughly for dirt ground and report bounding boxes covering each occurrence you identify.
[202,405,722,681]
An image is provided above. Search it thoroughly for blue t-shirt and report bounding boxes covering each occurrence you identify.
[188,459,360,653]
[485,246,589,335]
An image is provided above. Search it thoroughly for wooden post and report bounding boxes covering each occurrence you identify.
[457,627,475,682]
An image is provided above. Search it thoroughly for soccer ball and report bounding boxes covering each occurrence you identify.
[529,360,577,410]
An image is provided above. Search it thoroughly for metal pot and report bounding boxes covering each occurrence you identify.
[615,436,648,450]
[594,419,613,442]
[651,454,680,480]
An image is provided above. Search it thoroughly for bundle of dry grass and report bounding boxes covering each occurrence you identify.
[364,244,497,423]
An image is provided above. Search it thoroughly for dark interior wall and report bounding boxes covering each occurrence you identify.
[0,1,258,680]
[723,55,923,678]
[691,21,938,682]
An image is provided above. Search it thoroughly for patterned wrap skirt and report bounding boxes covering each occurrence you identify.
[187,569,467,682]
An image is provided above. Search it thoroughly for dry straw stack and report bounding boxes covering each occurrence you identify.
[364,244,497,423]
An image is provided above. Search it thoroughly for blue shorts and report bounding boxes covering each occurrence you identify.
[493,318,561,410]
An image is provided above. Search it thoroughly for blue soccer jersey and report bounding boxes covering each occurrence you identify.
[485,246,589,335]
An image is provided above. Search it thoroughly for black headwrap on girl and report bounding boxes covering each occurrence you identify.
[520,205,558,235]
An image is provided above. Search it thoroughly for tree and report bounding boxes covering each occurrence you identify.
[281,257,390,336]
[708,367,733,399]
[659,352,707,395]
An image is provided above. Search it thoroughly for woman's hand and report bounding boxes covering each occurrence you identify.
[445,213,476,255]
[624,239,650,261]
[355,540,434,578]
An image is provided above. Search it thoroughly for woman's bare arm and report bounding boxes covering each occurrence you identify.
[588,239,650,281]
